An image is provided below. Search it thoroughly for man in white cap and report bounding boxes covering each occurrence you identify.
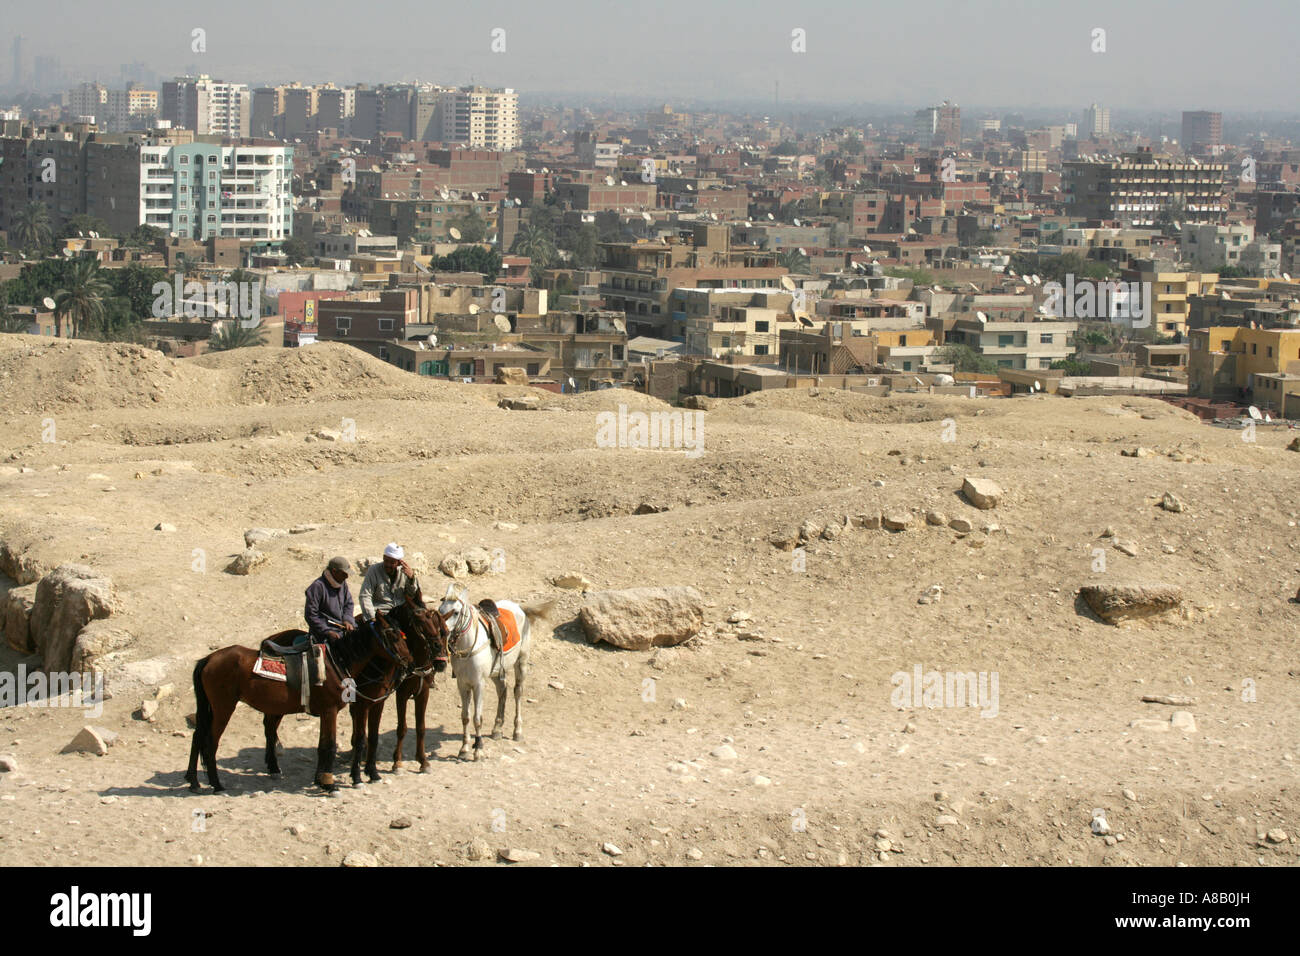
[358,543,422,640]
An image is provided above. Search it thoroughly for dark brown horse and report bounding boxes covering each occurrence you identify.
[185,621,413,793]
[347,602,449,784]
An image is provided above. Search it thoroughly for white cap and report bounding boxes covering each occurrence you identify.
[383,542,404,560]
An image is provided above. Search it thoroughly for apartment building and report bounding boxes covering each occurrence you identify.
[1122,260,1219,338]
[1181,111,1222,152]
[139,141,293,246]
[65,83,158,131]
[1082,103,1110,138]
[1062,148,1228,225]
[678,288,794,358]
[915,102,961,147]
[942,316,1078,370]
[162,75,251,138]
[440,87,519,151]
[598,224,784,337]
[314,288,420,362]
[1187,325,1300,401]
[367,195,497,244]
[516,311,629,390]
[779,321,877,374]
[1182,223,1282,276]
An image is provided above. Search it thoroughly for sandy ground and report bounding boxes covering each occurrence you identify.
[0,336,1297,867]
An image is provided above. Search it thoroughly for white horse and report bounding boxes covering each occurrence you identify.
[437,585,553,760]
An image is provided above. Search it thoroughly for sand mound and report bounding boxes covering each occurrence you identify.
[707,388,1009,426]
[556,388,674,413]
[0,335,216,415]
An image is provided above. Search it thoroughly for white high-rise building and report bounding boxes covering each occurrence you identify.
[139,141,292,245]
[439,86,519,150]
[1083,103,1110,138]
[162,75,251,138]
[65,82,158,131]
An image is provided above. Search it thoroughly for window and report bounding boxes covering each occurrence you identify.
[378,318,394,332]
[378,347,389,360]
[336,317,352,331]
[1267,346,1274,358]
[998,334,1015,347]
[526,363,539,376]
[899,334,907,346]
[1040,334,1053,345]
[755,320,770,333]
[459,362,473,376]
[1252,343,1257,355]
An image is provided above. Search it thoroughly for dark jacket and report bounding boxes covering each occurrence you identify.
[305,574,354,640]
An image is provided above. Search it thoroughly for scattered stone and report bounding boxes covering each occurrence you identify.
[1101,526,1117,538]
[498,848,540,863]
[685,847,704,860]
[820,523,841,541]
[710,744,738,761]
[154,522,176,533]
[389,818,413,830]
[31,565,119,671]
[633,501,670,515]
[579,587,705,650]
[316,429,341,441]
[225,548,269,575]
[497,396,539,411]
[925,510,947,526]
[751,775,772,787]
[552,572,593,591]
[797,519,822,543]
[1129,719,1170,733]
[1122,789,1137,802]
[0,754,17,773]
[135,700,158,722]
[1080,583,1184,624]
[494,367,529,386]
[882,513,913,532]
[342,851,379,867]
[935,815,959,827]
[1170,711,1197,732]
[601,843,623,857]
[769,531,799,551]
[1113,539,1139,557]
[917,585,943,605]
[289,524,322,534]
[465,838,492,861]
[961,476,1003,509]
[1160,492,1187,513]
[727,610,751,623]
[948,517,973,533]
[61,726,119,756]
[1141,695,1195,706]
[1265,829,1288,844]
[855,513,882,530]
[493,521,519,531]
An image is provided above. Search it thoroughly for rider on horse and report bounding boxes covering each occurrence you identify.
[359,543,422,642]
[304,556,356,685]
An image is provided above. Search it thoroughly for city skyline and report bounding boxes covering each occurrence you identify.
[2,0,1299,112]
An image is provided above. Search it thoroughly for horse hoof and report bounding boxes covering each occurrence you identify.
[417,764,430,774]
[492,730,503,741]
[189,782,201,793]
[367,773,381,784]
[513,732,524,742]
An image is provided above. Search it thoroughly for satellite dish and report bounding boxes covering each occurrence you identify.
[493,314,510,333]
[619,180,627,186]
[779,275,796,290]
[1033,380,1042,390]
[793,218,801,226]
[489,234,498,243]
[604,175,615,186]
[1284,273,1293,282]
[62,249,73,257]
[42,296,56,310]
[642,211,652,222]
[568,377,576,389]
[685,183,694,191]
[976,311,988,324]
[449,227,461,240]
[797,247,806,256]
[767,213,774,220]
[1248,405,1262,420]
[862,245,871,253]
[468,304,481,315]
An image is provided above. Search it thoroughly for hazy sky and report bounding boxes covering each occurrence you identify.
[5,0,1298,112]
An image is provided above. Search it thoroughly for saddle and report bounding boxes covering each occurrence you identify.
[254,629,319,714]
[477,600,520,656]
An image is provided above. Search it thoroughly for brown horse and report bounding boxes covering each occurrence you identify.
[347,602,449,784]
[185,621,413,793]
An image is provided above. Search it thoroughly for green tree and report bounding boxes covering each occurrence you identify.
[108,263,168,319]
[281,236,310,266]
[771,140,800,156]
[0,289,29,333]
[936,344,999,374]
[432,246,502,280]
[56,214,110,243]
[54,257,112,337]
[13,202,53,254]
[882,266,936,286]
[209,320,269,351]
[1050,358,1092,375]
[778,248,811,273]
[127,224,164,249]
[510,222,556,270]
[450,210,489,243]
[839,135,864,157]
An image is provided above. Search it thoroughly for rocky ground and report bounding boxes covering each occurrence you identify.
[0,335,1297,867]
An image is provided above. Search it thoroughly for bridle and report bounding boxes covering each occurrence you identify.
[441,598,486,659]
[406,606,450,681]
[334,615,414,703]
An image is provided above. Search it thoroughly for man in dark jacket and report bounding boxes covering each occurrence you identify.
[305,556,355,684]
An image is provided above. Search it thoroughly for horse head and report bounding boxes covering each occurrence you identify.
[410,604,450,672]
[373,612,415,668]
[437,584,475,652]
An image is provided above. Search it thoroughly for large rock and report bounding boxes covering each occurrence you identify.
[498,395,539,411]
[463,547,492,575]
[439,553,469,579]
[579,587,705,650]
[71,620,135,673]
[882,513,913,532]
[61,726,119,756]
[961,477,1003,509]
[552,572,593,591]
[2,583,37,653]
[243,528,287,548]
[225,548,269,575]
[494,367,529,386]
[1079,584,1184,624]
[0,539,51,585]
[30,565,119,672]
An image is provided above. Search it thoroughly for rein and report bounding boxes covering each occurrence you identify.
[447,601,486,659]
[328,620,411,703]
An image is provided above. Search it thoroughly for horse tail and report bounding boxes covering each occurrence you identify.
[192,656,213,751]
[522,598,557,627]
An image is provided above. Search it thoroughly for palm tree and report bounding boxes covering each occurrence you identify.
[0,291,29,333]
[510,223,555,270]
[53,257,112,338]
[13,202,53,254]
[209,320,268,351]
[778,249,811,274]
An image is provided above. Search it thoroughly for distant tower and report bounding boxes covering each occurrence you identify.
[12,36,24,87]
